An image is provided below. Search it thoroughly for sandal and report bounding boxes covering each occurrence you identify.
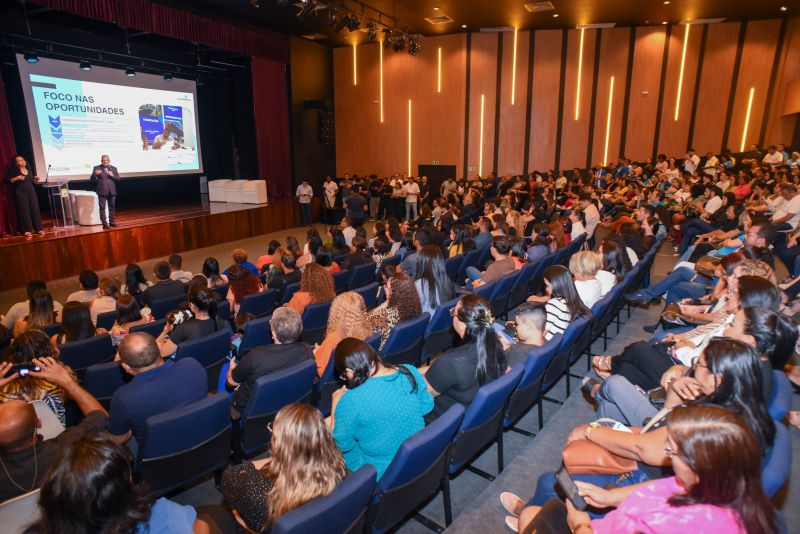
[592,355,614,372]
[23,232,32,237]
[581,376,601,398]
[500,492,525,517]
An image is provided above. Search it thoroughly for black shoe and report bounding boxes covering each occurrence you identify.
[102,223,109,229]
[643,324,658,334]
[624,294,649,307]
[110,223,118,227]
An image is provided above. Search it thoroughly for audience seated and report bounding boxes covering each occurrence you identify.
[569,251,604,306]
[141,260,185,307]
[202,256,228,288]
[120,263,151,301]
[256,240,282,272]
[157,286,225,357]
[12,289,58,337]
[313,292,373,376]
[227,307,313,412]
[89,277,120,324]
[225,248,259,276]
[285,263,335,316]
[52,301,107,345]
[468,236,516,289]
[421,294,507,420]
[109,295,151,346]
[528,265,591,340]
[501,302,547,366]
[0,355,106,502]
[107,332,207,448]
[2,280,62,331]
[226,264,263,316]
[414,245,456,317]
[65,269,99,304]
[168,253,193,283]
[26,433,211,533]
[367,271,421,349]
[331,337,433,478]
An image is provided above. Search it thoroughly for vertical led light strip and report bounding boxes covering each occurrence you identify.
[575,27,585,120]
[740,87,755,152]
[674,23,690,121]
[603,76,615,166]
[352,43,357,86]
[408,99,412,174]
[511,28,518,105]
[478,94,485,176]
[379,43,384,122]
[437,47,442,93]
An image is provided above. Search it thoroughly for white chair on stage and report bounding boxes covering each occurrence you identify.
[208,179,231,202]
[0,489,41,534]
[224,180,245,203]
[69,190,102,226]
[240,180,268,204]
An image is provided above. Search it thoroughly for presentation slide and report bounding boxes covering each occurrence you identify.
[16,55,203,181]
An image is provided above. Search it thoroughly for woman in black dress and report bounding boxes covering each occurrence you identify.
[6,155,43,236]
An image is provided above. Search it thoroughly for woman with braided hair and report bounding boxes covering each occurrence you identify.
[421,294,508,420]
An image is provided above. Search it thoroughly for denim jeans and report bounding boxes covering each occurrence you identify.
[299,202,311,226]
[596,374,659,426]
[636,266,695,300]
[405,200,418,222]
[465,266,482,290]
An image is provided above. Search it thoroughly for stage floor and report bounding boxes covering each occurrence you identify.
[0,200,266,247]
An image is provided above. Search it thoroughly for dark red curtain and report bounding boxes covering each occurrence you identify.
[0,71,18,236]
[27,0,289,63]
[251,56,292,199]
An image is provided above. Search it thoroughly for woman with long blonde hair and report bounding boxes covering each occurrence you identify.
[313,291,374,376]
[221,403,345,532]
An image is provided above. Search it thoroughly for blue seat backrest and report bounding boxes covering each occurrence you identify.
[381,314,430,352]
[378,404,465,491]
[354,282,379,309]
[365,333,381,351]
[559,315,591,355]
[281,282,301,305]
[270,465,377,534]
[333,270,350,293]
[211,284,229,301]
[517,334,562,389]
[349,262,378,288]
[83,361,128,399]
[242,359,317,419]
[426,297,461,335]
[95,311,116,331]
[240,316,272,351]
[473,281,496,301]
[302,301,332,329]
[130,319,167,338]
[762,422,791,497]
[174,326,232,367]
[459,366,523,432]
[240,289,277,317]
[150,294,186,320]
[59,334,115,370]
[768,371,792,422]
[463,249,481,269]
[141,393,230,459]
[492,271,520,298]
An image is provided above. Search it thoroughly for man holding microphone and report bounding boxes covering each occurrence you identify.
[90,154,120,229]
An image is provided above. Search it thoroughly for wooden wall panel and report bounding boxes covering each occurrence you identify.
[691,22,740,154]
[624,27,667,161]
[590,28,631,166]
[466,33,499,177]
[559,29,597,169]
[497,30,530,176]
[658,23,703,157]
[765,17,800,147]
[529,30,563,172]
[727,20,781,152]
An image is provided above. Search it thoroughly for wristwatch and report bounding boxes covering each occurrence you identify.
[585,421,600,441]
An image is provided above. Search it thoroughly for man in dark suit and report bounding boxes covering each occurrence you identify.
[90,154,120,229]
[142,261,186,307]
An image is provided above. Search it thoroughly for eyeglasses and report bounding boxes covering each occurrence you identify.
[690,357,709,371]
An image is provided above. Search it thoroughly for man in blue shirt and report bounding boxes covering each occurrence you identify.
[107,332,207,449]
[473,217,493,250]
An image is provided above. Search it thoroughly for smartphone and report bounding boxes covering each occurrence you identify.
[647,387,667,407]
[555,465,587,511]
[5,363,40,378]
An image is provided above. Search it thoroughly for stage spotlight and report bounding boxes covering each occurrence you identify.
[163,72,173,82]
[125,67,136,77]
[393,34,406,52]
[383,27,393,47]
[79,59,92,71]
[346,14,361,31]
[296,0,316,20]
[367,21,377,40]
[24,52,39,63]
[327,7,338,25]
[334,13,350,32]
[408,38,421,56]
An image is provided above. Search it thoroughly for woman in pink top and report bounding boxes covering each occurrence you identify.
[516,405,775,534]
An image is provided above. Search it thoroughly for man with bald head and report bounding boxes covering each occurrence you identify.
[107,332,206,449]
[0,358,107,501]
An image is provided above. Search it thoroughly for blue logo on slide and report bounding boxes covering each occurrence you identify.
[49,115,64,149]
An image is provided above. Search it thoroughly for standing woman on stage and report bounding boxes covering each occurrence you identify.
[5,155,43,237]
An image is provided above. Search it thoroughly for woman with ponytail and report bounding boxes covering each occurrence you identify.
[157,285,223,357]
[422,294,508,419]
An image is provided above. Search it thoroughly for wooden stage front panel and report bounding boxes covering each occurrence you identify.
[0,200,299,291]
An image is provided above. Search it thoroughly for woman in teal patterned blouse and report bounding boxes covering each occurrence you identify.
[330,337,434,479]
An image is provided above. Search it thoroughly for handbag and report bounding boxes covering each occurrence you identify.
[562,418,637,475]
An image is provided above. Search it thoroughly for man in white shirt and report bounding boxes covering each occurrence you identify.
[763,145,784,169]
[440,177,457,197]
[702,152,719,177]
[715,171,731,193]
[296,180,313,227]
[341,217,356,247]
[66,270,99,303]
[404,177,420,222]
[555,174,568,191]
[2,280,64,329]
[579,194,600,245]
[771,184,800,230]
[702,185,723,217]
[168,254,193,283]
[322,176,338,209]
[683,148,701,174]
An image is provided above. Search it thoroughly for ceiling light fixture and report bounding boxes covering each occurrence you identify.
[125,67,136,77]
[24,52,38,63]
[663,1,670,4]
[296,0,316,21]
[367,21,377,40]
[553,13,559,17]
[163,72,173,82]
[383,27,394,47]
[433,6,439,10]
[662,21,668,25]
[461,24,467,28]
[408,37,421,55]
[780,6,787,11]
[79,59,91,71]
[346,14,361,31]
[327,8,338,25]
[393,34,406,52]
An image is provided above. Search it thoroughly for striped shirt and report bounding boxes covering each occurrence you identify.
[545,297,572,340]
